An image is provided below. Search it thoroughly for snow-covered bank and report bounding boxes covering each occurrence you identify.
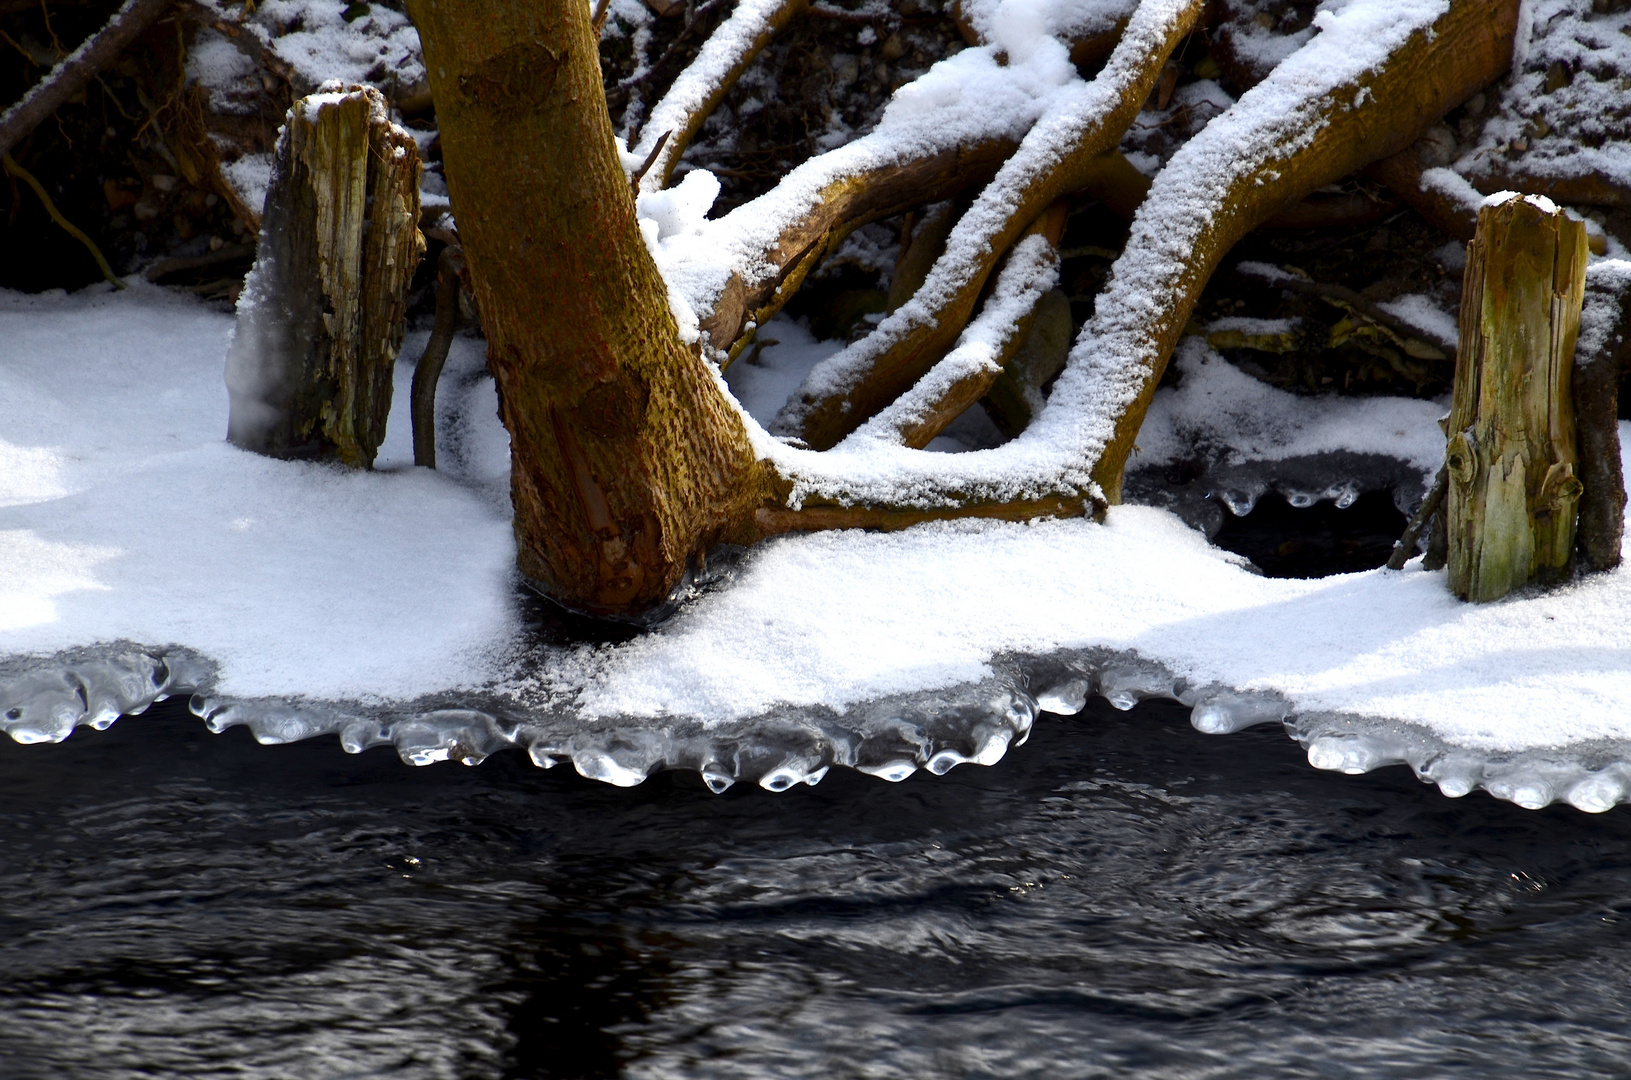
[4,286,1631,807]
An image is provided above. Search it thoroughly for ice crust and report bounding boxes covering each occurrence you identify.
[6,288,1631,810]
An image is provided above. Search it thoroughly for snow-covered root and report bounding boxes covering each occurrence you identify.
[771,0,1207,451]
[700,138,1021,360]
[845,206,1066,450]
[1072,0,1521,503]
[1367,128,1480,241]
[735,0,1518,537]
[654,1,1120,359]
[631,0,809,194]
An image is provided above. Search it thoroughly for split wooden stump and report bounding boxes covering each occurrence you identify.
[225,85,424,467]
[1445,193,1588,601]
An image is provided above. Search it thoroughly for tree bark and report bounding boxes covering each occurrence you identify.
[1445,195,1588,602]
[405,0,762,618]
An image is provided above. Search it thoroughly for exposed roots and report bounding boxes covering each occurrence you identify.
[0,0,175,159]
[847,201,1068,450]
[1080,0,1519,502]
[772,0,1208,451]
[701,137,1020,358]
[742,0,1519,540]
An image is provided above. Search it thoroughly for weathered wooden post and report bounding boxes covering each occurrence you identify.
[1445,193,1589,601]
[225,84,424,468]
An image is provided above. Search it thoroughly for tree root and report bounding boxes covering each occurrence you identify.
[701,136,1020,359]
[755,489,1097,537]
[774,0,1208,451]
[847,201,1069,450]
[2,152,125,288]
[1081,0,1520,502]
[632,0,809,194]
[411,244,466,469]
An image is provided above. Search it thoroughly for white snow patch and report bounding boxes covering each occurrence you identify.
[3,286,1631,758]
[1131,339,1447,475]
[0,285,516,702]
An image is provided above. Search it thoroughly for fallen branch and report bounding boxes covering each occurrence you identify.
[0,0,176,160]
[1238,262,1455,357]
[1386,465,1447,571]
[142,241,256,282]
[1363,124,1478,240]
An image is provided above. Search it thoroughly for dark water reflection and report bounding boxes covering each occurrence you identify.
[1,697,1629,1079]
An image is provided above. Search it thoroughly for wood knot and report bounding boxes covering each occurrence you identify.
[1539,461,1583,511]
[1446,430,1479,488]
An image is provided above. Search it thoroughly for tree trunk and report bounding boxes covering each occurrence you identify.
[225,86,423,467]
[1445,194,1588,602]
[404,0,762,618]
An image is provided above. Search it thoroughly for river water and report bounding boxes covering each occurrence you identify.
[1,695,1628,1079]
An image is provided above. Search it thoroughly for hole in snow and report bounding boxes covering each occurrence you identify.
[1209,490,1406,579]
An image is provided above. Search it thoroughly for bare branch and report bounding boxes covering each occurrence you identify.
[631,0,810,193]
[629,129,671,192]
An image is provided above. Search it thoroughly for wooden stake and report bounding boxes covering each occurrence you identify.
[1445,193,1589,601]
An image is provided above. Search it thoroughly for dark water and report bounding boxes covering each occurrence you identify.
[2,696,1629,1080]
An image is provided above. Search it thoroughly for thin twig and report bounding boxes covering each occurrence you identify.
[39,0,64,56]
[591,0,611,36]
[1386,464,1448,570]
[629,129,670,191]
[0,0,176,160]
[3,151,125,288]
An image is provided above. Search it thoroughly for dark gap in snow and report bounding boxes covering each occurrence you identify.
[1209,490,1407,579]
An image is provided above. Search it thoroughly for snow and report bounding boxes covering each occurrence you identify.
[1376,294,1460,351]
[0,284,517,702]
[643,0,1091,337]
[1131,338,1447,477]
[1455,0,1631,197]
[8,0,1631,806]
[7,285,1631,753]
[220,154,274,218]
[956,0,1137,47]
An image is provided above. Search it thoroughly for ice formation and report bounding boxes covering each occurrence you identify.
[5,285,1631,811]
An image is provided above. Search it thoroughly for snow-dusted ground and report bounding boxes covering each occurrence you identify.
[4,285,1631,810]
